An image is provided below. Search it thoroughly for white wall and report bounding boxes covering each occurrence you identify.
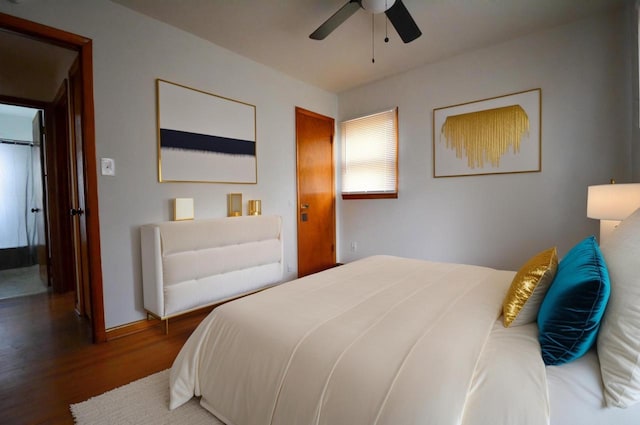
[0,0,337,328]
[338,9,631,270]
[0,112,34,141]
[2,0,631,328]
[631,2,640,181]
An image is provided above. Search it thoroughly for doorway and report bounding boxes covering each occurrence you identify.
[295,107,336,277]
[0,12,106,342]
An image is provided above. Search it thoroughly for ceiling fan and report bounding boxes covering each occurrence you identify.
[310,0,422,44]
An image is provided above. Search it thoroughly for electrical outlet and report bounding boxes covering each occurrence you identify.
[350,241,358,252]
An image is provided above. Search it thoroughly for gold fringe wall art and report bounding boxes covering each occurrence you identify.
[440,104,530,169]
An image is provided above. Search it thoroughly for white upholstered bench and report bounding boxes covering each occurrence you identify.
[140,215,283,331]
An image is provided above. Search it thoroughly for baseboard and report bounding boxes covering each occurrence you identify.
[105,301,237,340]
[105,306,214,340]
[105,317,162,341]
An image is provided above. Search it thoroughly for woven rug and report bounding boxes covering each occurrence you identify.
[70,369,224,425]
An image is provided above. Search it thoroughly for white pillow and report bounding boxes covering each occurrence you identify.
[598,207,640,408]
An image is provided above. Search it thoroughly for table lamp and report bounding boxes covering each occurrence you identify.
[587,182,640,243]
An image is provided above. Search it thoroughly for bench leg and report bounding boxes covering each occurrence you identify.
[145,312,168,335]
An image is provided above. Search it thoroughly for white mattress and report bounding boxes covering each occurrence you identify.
[547,349,640,425]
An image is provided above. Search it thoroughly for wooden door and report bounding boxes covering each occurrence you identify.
[295,107,336,277]
[46,81,76,293]
[68,58,92,318]
[31,110,49,286]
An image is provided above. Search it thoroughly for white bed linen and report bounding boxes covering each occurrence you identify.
[170,255,550,425]
[463,320,549,425]
[547,349,640,425]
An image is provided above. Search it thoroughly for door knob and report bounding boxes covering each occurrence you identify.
[300,203,309,222]
[31,208,41,213]
[70,208,84,216]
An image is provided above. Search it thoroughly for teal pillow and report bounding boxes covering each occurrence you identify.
[537,236,610,366]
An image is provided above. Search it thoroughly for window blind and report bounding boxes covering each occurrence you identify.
[341,107,398,198]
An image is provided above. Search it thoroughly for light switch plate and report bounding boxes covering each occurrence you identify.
[101,158,115,176]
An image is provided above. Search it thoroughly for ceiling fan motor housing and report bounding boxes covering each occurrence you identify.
[361,0,397,14]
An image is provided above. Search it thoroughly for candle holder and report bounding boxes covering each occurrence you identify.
[248,200,262,216]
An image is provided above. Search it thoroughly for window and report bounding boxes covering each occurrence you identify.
[341,107,398,199]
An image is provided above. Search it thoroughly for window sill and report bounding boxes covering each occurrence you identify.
[342,193,398,200]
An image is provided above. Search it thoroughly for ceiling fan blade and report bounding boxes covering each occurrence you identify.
[310,0,361,40]
[385,0,421,43]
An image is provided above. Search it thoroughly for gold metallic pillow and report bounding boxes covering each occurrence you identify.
[503,247,558,327]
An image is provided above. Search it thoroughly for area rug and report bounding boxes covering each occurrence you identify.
[70,369,224,425]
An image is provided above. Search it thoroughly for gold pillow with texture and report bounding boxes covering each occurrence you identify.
[503,247,558,327]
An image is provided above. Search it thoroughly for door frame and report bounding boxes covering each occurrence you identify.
[0,12,106,342]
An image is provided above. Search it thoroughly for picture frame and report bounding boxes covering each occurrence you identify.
[227,193,242,217]
[156,79,257,183]
[173,198,194,221]
[433,88,541,178]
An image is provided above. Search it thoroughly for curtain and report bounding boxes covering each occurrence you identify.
[0,142,38,255]
[27,143,42,263]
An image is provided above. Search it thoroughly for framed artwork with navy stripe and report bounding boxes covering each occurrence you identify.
[156,79,257,183]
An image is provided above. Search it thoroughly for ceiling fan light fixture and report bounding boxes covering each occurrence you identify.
[361,0,396,14]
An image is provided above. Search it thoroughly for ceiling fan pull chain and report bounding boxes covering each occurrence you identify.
[372,14,375,63]
[385,0,389,43]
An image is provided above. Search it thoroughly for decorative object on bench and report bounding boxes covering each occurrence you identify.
[248,199,261,216]
[140,215,283,333]
[173,198,194,221]
[227,193,242,217]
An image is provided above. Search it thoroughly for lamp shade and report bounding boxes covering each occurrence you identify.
[587,183,640,220]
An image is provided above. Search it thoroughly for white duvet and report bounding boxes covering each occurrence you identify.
[170,255,549,425]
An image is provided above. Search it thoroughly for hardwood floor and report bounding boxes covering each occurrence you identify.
[0,291,207,425]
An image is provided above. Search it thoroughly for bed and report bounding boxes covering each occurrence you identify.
[169,209,640,425]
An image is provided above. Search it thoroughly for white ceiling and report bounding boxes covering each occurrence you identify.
[0,27,78,101]
[0,28,76,75]
[109,0,626,93]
